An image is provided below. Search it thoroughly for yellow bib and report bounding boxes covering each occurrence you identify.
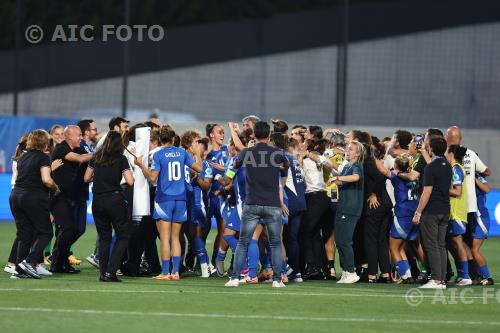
[450,163,468,222]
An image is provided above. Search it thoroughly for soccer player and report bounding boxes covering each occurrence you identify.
[445,145,472,286]
[134,125,202,281]
[471,173,494,285]
[205,124,229,267]
[216,136,247,278]
[181,131,213,278]
[375,154,420,283]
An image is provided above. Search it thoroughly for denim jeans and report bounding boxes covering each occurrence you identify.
[232,205,283,281]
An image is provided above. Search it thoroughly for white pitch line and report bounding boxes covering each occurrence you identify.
[0,306,499,326]
[0,287,497,300]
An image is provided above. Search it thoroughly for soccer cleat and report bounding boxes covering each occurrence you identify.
[86,254,99,269]
[68,255,82,266]
[281,274,289,283]
[35,264,52,276]
[215,260,225,277]
[152,273,171,281]
[419,279,442,289]
[10,272,32,279]
[456,278,472,286]
[4,263,16,275]
[170,273,180,281]
[208,263,217,277]
[240,276,258,284]
[200,263,210,278]
[225,278,239,287]
[18,260,42,279]
[272,280,286,288]
[480,278,494,286]
[45,255,52,265]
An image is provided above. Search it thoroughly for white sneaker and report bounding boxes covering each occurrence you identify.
[86,255,99,269]
[291,273,303,283]
[225,278,239,287]
[342,272,360,284]
[272,280,286,288]
[208,263,217,276]
[200,263,210,278]
[336,271,348,284]
[35,264,52,276]
[456,278,472,286]
[419,279,442,289]
[4,263,16,275]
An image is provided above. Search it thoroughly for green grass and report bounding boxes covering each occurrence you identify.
[1,222,500,333]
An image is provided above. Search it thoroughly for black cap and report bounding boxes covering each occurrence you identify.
[108,117,129,130]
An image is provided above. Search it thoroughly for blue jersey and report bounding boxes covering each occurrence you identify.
[227,156,246,204]
[476,175,489,219]
[390,171,418,217]
[284,153,306,212]
[206,145,229,196]
[152,146,194,202]
[193,160,212,206]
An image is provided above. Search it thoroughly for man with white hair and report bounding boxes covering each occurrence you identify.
[50,125,94,274]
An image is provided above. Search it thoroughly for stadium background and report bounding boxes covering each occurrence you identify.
[0,0,499,233]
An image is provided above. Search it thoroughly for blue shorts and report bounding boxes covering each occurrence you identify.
[153,200,187,223]
[221,201,242,232]
[448,220,467,236]
[207,195,223,220]
[472,214,490,239]
[187,192,208,229]
[390,216,419,241]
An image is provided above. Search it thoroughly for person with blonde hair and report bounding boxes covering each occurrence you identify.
[9,129,60,278]
[332,141,365,284]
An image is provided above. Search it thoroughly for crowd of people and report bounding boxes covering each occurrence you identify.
[4,115,494,289]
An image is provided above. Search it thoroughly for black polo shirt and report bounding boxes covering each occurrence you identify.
[234,143,288,207]
[51,141,79,197]
[422,156,452,215]
[89,155,130,194]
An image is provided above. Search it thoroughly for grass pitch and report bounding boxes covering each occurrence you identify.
[1,222,500,333]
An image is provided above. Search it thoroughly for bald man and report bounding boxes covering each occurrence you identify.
[445,126,492,278]
[445,126,491,213]
[50,125,94,274]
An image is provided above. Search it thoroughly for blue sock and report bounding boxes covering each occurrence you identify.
[281,259,288,275]
[264,240,272,269]
[193,236,208,264]
[171,256,181,274]
[223,234,238,253]
[216,250,227,262]
[394,260,409,277]
[161,259,170,275]
[458,261,470,279]
[248,240,259,278]
[478,265,491,279]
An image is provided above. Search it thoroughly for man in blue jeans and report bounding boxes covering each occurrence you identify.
[225,121,289,288]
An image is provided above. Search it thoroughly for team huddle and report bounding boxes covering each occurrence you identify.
[4,115,494,289]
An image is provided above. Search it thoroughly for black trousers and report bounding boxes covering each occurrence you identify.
[420,214,449,282]
[363,208,392,276]
[73,200,87,243]
[93,192,132,276]
[51,196,77,269]
[301,191,331,271]
[9,190,53,265]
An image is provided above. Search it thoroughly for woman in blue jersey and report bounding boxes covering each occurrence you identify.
[181,131,213,278]
[375,154,421,283]
[471,173,494,285]
[215,135,248,277]
[135,125,202,281]
[205,123,229,266]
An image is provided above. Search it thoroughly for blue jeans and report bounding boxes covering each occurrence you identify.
[232,205,283,281]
